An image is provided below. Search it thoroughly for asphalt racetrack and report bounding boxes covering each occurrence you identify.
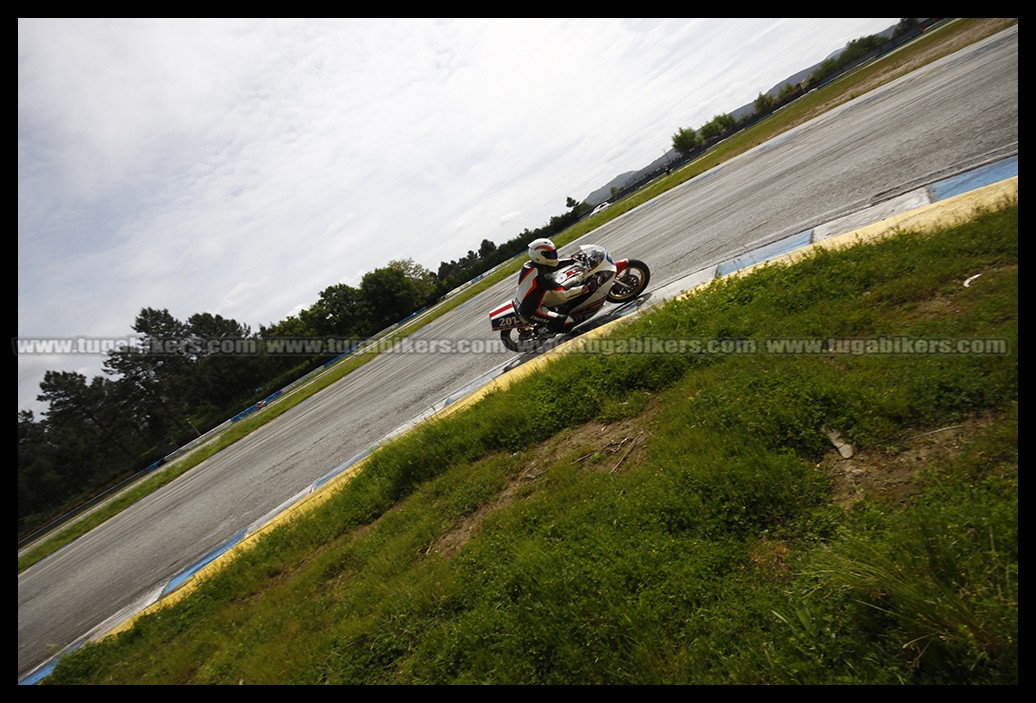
[18,25,1018,683]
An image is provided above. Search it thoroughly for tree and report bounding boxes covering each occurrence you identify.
[360,265,425,333]
[300,284,369,338]
[570,200,592,218]
[387,259,437,305]
[565,196,579,209]
[436,259,459,283]
[36,371,139,458]
[185,312,250,344]
[23,372,153,534]
[754,91,776,115]
[103,307,199,441]
[699,113,736,143]
[17,408,89,533]
[18,410,58,531]
[777,82,799,101]
[671,126,701,155]
[182,312,265,410]
[37,370,99,421]
[478,238,498,259]
[894,18,920,38]
[263,314,316,339]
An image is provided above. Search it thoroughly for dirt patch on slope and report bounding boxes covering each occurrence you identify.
[431,416,652,558]
[822,413,999,510]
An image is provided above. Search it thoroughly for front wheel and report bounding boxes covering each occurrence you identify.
[607,259,650,303]
[500,327,546,353]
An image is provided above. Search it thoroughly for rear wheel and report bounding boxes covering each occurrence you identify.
[606,259,650,303]
[500,327,546,353]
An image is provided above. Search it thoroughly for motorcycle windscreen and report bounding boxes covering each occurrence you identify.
[578,244,609,269]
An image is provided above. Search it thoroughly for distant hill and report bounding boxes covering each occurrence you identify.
[584,21,902,205]
[584,150,682,205]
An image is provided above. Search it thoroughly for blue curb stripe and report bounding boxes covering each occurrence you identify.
[929,155,1018,201]
[161,528,247,596]
[317,447,375,488]
[716,229,814,276]
[18,642,83,685]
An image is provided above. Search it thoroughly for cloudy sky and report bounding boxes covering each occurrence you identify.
[18,17,900,415]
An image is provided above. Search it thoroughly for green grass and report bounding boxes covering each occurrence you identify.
[44,201,1017,684]
[17,17,1016,574]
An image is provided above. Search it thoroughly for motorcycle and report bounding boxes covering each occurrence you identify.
[490,244,651,353]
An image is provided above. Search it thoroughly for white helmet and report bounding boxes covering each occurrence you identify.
[528,238,559,267]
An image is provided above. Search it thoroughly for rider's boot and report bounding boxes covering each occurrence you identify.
[546,314,577,335]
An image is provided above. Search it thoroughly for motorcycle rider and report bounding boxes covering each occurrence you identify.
[515,238,599,334]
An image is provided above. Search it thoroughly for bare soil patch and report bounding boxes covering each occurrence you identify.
[823,413,998,510]
[432,415,653,557]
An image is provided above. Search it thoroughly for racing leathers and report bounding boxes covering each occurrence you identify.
[515,257,595,333]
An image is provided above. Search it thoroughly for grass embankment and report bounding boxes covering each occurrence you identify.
[17,17,1015,574]
[47,200,1018,684]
